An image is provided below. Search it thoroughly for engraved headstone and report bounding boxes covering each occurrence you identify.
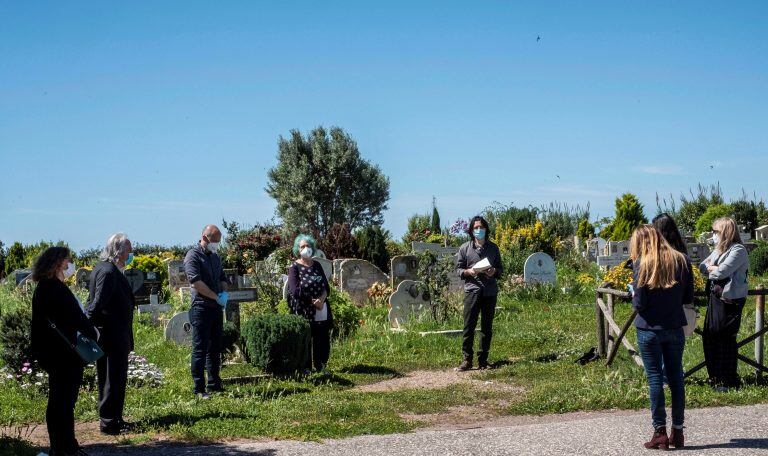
[686,243,711,266]
[339,259,389,306]
[412,242,462,292]
[523,252,557,284]
[756,225,768,242]
[586,237,607,262]
[313,257,333,281]
[391,255,419,289]
[388,280,431,329]
[124,269,144,294]
[75,268,91,289]
[165,311,194,346]
[11,269,32,286]
[167,260,189,290]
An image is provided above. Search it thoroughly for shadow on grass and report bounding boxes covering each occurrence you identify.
[338,364,403,377]
[85,441,279,455]
[139,411,256,430]
[222,375,272,386]
[308,373,354,387]
[684,438,768,450]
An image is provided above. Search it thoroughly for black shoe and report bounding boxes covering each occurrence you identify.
[100,421,133,436]
[456,359,472,371]
[477,360,490,370]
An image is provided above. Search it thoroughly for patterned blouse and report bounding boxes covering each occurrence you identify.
[287,261,331,322]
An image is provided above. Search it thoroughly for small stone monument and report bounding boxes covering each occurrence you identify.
[167,260,189,290]
[686,243,711,266]
[165,311,194,346]
[390,255,419,289]
[339,259,389,306]
[75,268,91,289]
[388,280,431,329]
[523,252,557,284]
[756,225,768,242]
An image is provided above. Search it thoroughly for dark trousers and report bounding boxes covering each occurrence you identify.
[703,294,746,387]
[637,328,686,429]
[96,349,129,429]
[308,320,332,371]
[462,291,497,362]
[190,305,223,393]
[45,364,83,453]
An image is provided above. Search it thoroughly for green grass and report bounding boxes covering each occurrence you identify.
[2,280,768,443]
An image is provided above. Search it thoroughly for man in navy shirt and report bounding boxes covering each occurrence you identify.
[184,225,228,398]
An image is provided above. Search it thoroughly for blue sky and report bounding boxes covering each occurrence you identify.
[1,1,767,251]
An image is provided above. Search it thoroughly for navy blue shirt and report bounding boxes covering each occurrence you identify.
[184,243,226,309]
[632,256,693,330]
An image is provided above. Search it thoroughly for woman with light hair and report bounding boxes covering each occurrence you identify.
[630,225,693,450]
[700,217,749,391]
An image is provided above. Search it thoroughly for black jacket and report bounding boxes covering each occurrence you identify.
[31,278,98,369]
[632,257,694,330]
[86,261,135,354]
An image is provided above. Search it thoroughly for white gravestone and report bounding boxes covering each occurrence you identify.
[523,252,557,284]
[339,259,389,306]
[388,280,431,329]
[165,311,194,346]
[756,225,768,242]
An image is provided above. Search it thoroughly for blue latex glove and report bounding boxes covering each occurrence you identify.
[216,292,229,307]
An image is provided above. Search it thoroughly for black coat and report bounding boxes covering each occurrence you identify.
[86,261,135,354]
[31,278,98,369]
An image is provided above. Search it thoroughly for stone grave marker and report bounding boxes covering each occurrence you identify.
[388,280,430,329]
[124,269,145,294]
[412,242,462,292]
[167,260,189,290]
[10,269,32,286]
[756,225,768,242]
[339,259,388,306]
[391,255,419,289]
[137,303,173,325]
[597,254,630,269]
[332,259,345,283]
[75,268,92,289]
[313,257,333,281]
[606,240,630,256]
[523,252,557,284]
[686,243,711,266]
[586,237,607,262]
[165,311,194,346]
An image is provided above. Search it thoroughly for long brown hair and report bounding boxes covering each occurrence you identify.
[32,246,71,282]
[630,225,687,289]
[713,217,741,253]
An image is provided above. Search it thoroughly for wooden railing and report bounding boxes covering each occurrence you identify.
[595,286,767,379]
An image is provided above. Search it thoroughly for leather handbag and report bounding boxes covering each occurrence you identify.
[47,318,104,364]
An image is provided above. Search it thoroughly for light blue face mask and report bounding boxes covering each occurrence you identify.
[125,253,135,266]
[473,229,486,240]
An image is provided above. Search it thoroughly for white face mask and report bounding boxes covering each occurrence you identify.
[712,234,720,245]
[207,242,220,253]
[63,262,76,279]
[300,246,313,259]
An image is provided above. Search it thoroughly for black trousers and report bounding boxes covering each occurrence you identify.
[308,320,332,371]
[45,364,84,453]
[97,349,129,429]
[190,305,223,393]
[703,293,746,387]
[462,291,497,362]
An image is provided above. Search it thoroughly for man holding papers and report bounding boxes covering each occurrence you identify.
[455,216,504,371]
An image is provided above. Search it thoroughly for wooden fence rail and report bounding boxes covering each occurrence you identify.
[595,286,767,379]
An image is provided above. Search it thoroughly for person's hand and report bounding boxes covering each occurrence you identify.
[707,265,718,273]
[703,258,712,266]
[485,267,496,277]
[217,292,229,307]
[312,298,324,309]
[465,268,477,277]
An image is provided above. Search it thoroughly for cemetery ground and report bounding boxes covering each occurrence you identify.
[2,281,768,453]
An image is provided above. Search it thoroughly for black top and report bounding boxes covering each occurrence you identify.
[287,261,332,323]
[632,257,694,330]
[31,278,98,368]
[86,261,135,354]
[455,240,504,296]
[184,243,226,309]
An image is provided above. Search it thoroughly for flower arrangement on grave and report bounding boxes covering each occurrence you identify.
[366,281,392,308]
[603,264,633,291]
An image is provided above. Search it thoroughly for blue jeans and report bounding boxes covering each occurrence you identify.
[637,328,685,429]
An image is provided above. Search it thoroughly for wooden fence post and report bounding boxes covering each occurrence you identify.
[606,293,615,355]
[596,291,607,358]
[756,285,765,380]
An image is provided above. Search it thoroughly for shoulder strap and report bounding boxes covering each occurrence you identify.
[47,318,76,349]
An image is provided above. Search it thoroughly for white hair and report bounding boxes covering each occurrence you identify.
[100,233,131,263]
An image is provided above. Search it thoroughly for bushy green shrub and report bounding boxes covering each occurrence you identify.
[220,220,284,274]
[731,200,759,234]
[600,193,647,241]
[403,213,432,244]
[484,203,538,233]
[675,183,724,234]
[321,223,358,260]
[356,225,391,272]
[240,314,310,374]
[0,306,34,372]
[328,288,362,339]
[695,204,733,236]
[576,219,595,239]
[749,243,768,276]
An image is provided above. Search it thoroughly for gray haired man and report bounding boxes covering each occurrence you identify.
[86,233,136,435]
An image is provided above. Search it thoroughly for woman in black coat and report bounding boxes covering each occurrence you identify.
[30,247,98,456]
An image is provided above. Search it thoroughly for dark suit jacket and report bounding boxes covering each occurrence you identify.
[31,278,98,369]
[86,261,135,354]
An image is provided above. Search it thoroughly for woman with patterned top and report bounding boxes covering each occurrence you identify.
[287,234,333,372]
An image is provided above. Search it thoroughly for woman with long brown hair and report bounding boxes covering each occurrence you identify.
[30,246,99,456]
[630,225,693,450]
[700,217,749,390]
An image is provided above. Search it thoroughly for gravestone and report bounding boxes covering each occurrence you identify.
[339,259,389,306]
[586,237,607,262]
[686,243,711,266]
[167,260,189,290]
[224,268,240,289]
[739,230,752,243]
[388,280,431,329]
[124,269,144,294]
[756,225,768,242]
[332,259,345,283]
[523,252,557,284]
[412,242,462,292]
[75,268,92,289]
[137,303,173,325]
[165,311,194,346]
[313,257,333,281]
[391,255,419,289]
[11,269,32,286]
[597,254,630,269]
[606,241,630,257]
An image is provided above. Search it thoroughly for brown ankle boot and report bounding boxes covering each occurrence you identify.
[669,427,684,448]
[457,358,472,371]
[644,427,669,450]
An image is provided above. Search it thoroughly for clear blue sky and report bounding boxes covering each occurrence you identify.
[1,1,767,251]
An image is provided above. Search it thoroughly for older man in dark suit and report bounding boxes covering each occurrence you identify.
[86,233,135,436]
